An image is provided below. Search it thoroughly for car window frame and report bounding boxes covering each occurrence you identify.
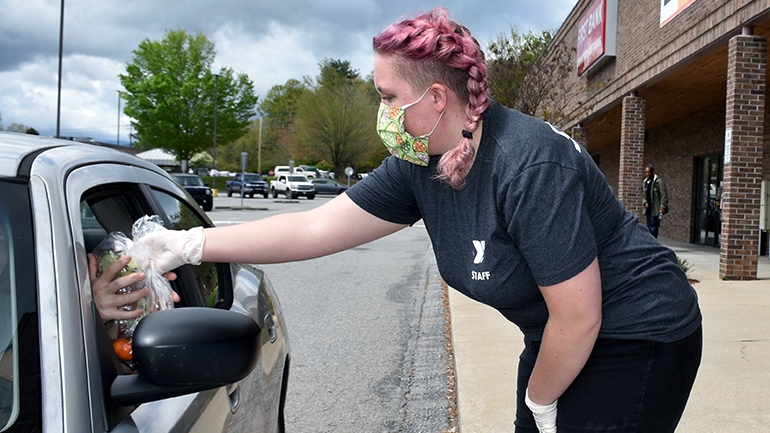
[143,185,232,309]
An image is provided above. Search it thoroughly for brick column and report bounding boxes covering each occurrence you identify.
[571,125,587,149]
[619,95,646,216]
[720,34,767,280]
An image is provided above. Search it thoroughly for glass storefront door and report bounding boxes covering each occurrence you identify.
[695,155,723,246]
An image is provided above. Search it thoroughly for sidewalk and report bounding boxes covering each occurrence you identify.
[448,238,770,432]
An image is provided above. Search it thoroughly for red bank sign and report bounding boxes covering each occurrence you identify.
[576,0,617,76]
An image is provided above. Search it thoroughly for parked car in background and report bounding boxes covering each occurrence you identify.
[0,131,290,433]
[170,173,213,211]
[273,166,315,178]
[226,173,269,198]
[270,175,315,200]
[299,165,319,178]
[311,178,348,195]
[273,166,297,177]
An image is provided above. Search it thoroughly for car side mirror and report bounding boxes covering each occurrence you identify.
[110,307,260,407]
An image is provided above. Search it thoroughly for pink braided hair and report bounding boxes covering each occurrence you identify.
[373,7,490,189]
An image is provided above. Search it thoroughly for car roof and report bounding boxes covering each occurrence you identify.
[0,132,77,177]
[0,131,166,179]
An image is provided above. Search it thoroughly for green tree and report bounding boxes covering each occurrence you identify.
[6,123,34,133]
[119,29,258,163]
[316,58,360,87]
[517,36,589,126]
[217,118,264,173]
[255,79,311,171]
[486,27,553,109]
[488,27,590,126]
[190,151,213,169]
[293,59,384,176]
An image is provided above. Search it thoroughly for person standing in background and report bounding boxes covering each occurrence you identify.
[642,164,668,238]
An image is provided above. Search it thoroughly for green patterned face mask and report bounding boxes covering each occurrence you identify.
[376,88,445,166]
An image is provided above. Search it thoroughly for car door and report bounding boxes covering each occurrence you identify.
[145,186,288,433]
[63,162,272,432]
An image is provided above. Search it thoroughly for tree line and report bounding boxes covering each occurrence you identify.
[5,26,578,177]
[0,112,39,135]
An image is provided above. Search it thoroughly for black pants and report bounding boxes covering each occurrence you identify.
[646,212,661,238]
[515,326,702,432]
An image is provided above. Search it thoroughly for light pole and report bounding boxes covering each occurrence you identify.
[258,116,263,175]
[212,74,219,189]
[116,91,121,146]
[56,0,65,138]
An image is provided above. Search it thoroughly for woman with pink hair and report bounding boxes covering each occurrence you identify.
[139,8,701,432]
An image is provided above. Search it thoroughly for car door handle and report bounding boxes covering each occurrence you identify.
[227,383,241,414]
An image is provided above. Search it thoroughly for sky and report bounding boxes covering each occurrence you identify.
[0,0,576,145]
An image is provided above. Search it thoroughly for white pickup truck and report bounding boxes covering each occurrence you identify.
[270,174,316,200]
[273,165,316,179]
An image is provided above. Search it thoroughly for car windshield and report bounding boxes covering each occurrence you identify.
[172,175,204,187]
[243,174,262,181]
[288,176,307,182]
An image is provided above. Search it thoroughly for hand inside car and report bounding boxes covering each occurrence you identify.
[88,253,179,322]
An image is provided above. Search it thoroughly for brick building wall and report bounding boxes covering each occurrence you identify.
[647,104,727,242]
[763,104,770,183]
[594,103,727,243]
[590,96,770,248]
[546,0,770,126]
[618,96,646,216]
[593,143,619,195]
[525,0,770,277]
[720,34,767,279]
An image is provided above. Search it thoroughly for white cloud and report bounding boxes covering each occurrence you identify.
[0,0,577,143]
[213,21,320,99]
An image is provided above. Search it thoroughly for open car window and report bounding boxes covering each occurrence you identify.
[79,188,139,255]
[79,184,226,309]
[149,188,224,308]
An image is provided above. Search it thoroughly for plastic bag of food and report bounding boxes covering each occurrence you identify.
[92,215,175,367]
[130,215,175,313]
[92,231,147,342]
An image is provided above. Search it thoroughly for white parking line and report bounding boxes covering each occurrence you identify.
[210,221,249,226]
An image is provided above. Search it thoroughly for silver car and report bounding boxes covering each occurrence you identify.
[0,132,290,432]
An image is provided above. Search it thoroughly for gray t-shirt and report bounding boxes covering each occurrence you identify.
[347,101,701,343]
